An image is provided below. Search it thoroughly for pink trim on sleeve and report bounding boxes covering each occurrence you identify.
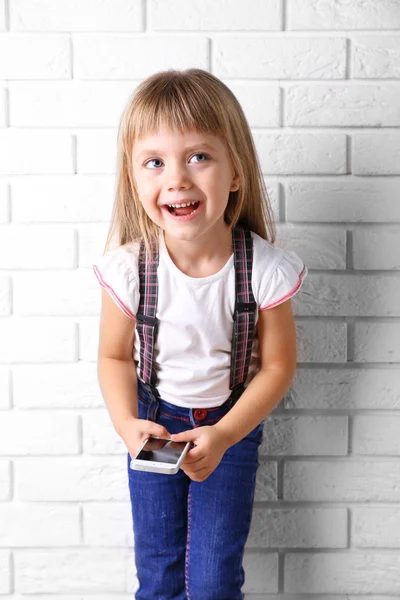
[260,264,307,311]
[93,265,136,320]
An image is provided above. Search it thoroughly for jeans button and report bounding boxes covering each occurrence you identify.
[193,408,208,421]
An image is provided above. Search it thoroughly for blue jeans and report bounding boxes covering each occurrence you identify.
[127,379,264,600]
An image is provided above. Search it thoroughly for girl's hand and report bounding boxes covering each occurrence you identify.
[170,426,231,482]
[118,417,171,461]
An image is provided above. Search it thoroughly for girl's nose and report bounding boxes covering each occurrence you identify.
[167,164,191,190]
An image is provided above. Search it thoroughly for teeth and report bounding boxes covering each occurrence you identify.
[167,201,198,208]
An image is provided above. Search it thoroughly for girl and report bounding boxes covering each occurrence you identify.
[93,68,308,599]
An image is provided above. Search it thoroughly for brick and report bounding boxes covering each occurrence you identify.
[0,86,5,126]
[295,321,347,363]
[288,0,400,30]
[248,507,347,548]
[82,410,125,455]
[254,462,277,501]
[78,224,110,268]
[285,552,400,594]
[0,275,11,316]
[214,37,346,79]
[287,179,400,222]
[0,550,10,593]
[0,0,5,30]
[13,269,100,316]
[13,363,102,409]
[17,457,128,501]
[284,460,400,501]
[354,322,400,362]
[287,368,400,410]
[83,502,133,546]
[353,132,400,175]
[12,176,114,222]
[149,0,281,31]
[79,316,101,361]
[0,225,76,269]
[353,35,400,78]
[353,226,400,269]
[353,415,400,455]
[0,319,77,363]
[260,416,348,455]
[0,461,11,500]
[0,369,10,409]
[226,83,280,127]
[10,82,136,127]
[254,132,346,175]
[74,35,208,79]
[10,0,143,32]
[276,224,346,270]
[0,411,79,455]
[353,507,400,548]
[242,552,279,594]
[76,130,118,174]
[264,180,280,219]
[0,181,10,222]
[0,505,80,546]
[0,34,70,79]
[0,130,74,174]
[286,85,400,127]
[284,273,400,317]
[14,549,131,593]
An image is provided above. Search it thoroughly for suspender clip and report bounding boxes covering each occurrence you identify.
[235,301,257,314]
[136,313,157,326]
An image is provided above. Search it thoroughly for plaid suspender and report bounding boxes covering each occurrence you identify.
[136,227,257,391]
[229,228,257,390]
[136,240,160,386]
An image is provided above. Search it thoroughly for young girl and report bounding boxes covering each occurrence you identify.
[93,68,308,599]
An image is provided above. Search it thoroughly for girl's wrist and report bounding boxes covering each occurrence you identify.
[213,422,236,449]
[115,415,138,438]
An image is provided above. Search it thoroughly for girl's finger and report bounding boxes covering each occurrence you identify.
[182,446,204,463]
[183,457,208,473]
[146,422,170,439]
[185,465,211,481]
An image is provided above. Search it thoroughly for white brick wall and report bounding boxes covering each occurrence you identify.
[1,0,400,597]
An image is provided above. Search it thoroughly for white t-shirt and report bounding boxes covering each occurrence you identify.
[93,229,308,408]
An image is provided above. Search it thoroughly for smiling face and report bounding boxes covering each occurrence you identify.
[131,125,240,244]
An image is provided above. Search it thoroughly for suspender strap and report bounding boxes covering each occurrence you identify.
[136,227,257,393]
[229,227,257,390]
[136,239,160,386]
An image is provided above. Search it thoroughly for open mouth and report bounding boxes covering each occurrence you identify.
[165,201,201,217]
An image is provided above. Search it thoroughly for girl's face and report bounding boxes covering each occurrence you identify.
[131,126,240,243]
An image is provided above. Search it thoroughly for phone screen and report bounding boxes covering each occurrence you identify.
[136,437,189,465]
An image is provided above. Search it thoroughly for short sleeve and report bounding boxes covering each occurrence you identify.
[92,247,138,320]
[259,249,308,311]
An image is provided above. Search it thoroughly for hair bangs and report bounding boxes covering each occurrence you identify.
[130,76,225,144]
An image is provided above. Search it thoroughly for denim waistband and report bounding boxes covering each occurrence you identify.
[137,378,243,426]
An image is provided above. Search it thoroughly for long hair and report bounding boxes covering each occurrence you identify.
[103,68,276,255]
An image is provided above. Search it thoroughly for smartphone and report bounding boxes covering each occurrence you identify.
[130,436,194,475]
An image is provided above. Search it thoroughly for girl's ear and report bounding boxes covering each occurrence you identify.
[230,175,240,191]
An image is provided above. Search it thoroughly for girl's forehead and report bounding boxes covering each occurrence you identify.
[132,128,225,157]
[135,126,219,144]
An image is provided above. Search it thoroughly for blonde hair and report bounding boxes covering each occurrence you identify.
[103,68,276,255]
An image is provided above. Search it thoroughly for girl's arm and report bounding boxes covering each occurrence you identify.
[97,288,171,456]
[213,298,298,447]
[97,288,139,434]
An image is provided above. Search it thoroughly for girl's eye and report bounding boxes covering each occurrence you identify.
[190,152,209,163]
[144,153,209,169]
